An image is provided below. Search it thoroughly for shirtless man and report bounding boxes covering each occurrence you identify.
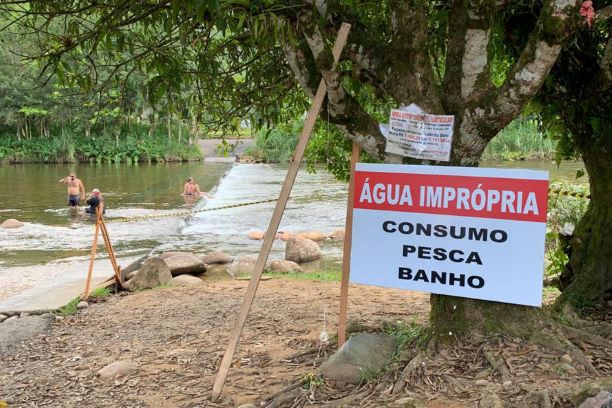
[182,177,202,197]
[59,172,85,207]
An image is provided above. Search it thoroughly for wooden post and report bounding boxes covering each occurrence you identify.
[99,218,122,287]
[83,220,101,299]
[211,23,352,402]
[338,142,360,347]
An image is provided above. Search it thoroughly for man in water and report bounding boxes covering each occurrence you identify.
[182,177,202,197]
[58,172,85,207]
[85,188,105,216]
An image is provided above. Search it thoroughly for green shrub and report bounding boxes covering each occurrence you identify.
[483,118,556,160]
[0,123,201,163]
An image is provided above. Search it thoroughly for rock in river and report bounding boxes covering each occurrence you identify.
[285,237,321,263]
[170,275,204,287]
[228,256,257,276]
[163,253,207,276]
[1,218,24,229]
[247,231,265,240]
[268,259,303,273]
[295,231,326,242]
[201,251,233,265]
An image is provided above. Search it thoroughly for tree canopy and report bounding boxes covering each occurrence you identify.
[1,0,608,335]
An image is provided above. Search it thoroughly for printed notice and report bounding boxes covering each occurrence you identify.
[350,163,549,307]
[385,104,454,161]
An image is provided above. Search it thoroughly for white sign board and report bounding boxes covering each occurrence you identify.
[385,105,454,161]
[350,164,549,307]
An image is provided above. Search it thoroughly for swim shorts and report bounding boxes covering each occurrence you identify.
[68,194,80,206]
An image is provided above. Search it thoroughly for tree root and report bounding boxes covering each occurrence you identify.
[531,326,599,375]
[483,350,511,382]
[560,324,612,348]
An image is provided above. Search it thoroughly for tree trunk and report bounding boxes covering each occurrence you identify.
[430,295,547,339]
[280,0,580,340]
[555,140,612,310]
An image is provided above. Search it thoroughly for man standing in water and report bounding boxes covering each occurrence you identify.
[58,172,85,207]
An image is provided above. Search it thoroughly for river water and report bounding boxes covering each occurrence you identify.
[0,159,585,301]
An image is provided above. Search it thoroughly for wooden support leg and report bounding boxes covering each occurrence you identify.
[211,23,352,401]
[84,221,101,299]
[99,219,122,287]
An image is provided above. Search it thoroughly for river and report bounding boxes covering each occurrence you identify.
[0,159,586,301]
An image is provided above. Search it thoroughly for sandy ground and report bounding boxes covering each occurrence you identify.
[0,279,609,408]
[0,279,429,407]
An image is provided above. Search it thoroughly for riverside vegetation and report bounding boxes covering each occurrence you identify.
[0,124,202,164]
[246,116,558,180]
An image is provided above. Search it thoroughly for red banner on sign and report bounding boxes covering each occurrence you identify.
[353,171,548,223]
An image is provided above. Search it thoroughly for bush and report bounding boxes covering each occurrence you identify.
[483,118,556,161]
[0,123,202,163]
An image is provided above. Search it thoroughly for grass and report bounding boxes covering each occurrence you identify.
[88,286,112,299]
[382,320,425,349]
[58,297,81,316]
[482,118,556,161]
[263,269,341,282]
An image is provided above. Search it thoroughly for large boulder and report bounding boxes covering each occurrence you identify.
[295,231,326,242]
[205,264,232,279]
[159,251,193,259]
[268,259,303,273]
[319,333,397,384]
[201,251,233,265]
[285,237,321,263]
[279,231,294,241]
[573,377,612,406]
[228,256,258,276]
[579,391,612,408]
[125,257,172,291]
[1,219,24,229]
[0,315,52,351]
[163,253,207,276]
[120,255,148,283]
[170,275,204,287]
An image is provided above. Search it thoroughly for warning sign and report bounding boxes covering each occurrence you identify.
[385,104,454,161]
[350,164,549,307]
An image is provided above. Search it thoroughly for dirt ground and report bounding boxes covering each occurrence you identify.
[0,278,609,408]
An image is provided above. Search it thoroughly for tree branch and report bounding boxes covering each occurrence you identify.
[470,0,580,142]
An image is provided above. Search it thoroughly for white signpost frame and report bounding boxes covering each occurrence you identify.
[350,163,549,307]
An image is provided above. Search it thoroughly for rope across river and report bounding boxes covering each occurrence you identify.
[99,186,589,224]
[104,197,281,224]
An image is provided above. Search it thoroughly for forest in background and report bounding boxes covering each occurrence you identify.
[0,22,203,163]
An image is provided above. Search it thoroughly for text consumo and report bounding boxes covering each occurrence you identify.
[381,221,508,243]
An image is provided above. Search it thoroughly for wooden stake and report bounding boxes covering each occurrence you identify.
[83,220,101,299]
[211,23,352,402]
[99,218,122,287]
[338,142,360,347]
